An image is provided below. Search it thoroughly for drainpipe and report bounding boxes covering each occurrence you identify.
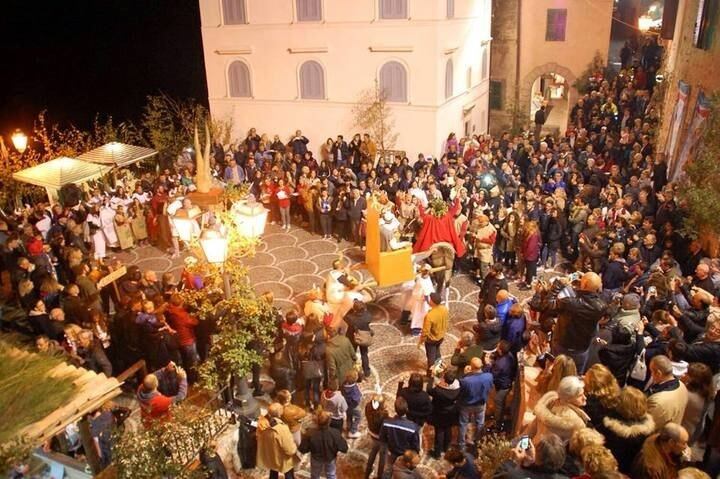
[514,0,522,130]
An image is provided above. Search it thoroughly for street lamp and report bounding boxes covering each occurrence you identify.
[11,129,28,154]
[170,206,202,242]
[199,228,228,265]
[232,198,268,238]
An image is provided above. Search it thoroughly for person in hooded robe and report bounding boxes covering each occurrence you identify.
[99,199,119,249]
[87,206,106,260]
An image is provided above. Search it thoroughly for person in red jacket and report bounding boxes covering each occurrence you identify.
[165,293,200,370]
[520,220,542,290]
[137,367,187,427]
[276,178,294,230]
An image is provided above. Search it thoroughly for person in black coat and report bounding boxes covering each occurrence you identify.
[298,411,348,475]
[478,263,508,308]
[600,386,656,474]
[398,373,432,427]
[428,369,460,458]
[344,300,373,378]
[598,327,644,387]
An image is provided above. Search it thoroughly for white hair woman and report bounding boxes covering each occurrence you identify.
[533,375,590,443]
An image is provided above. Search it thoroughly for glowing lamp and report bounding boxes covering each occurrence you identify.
[638,16,653,32]
[171,206,202,242]
[199,229,228,265]
[11,129,28,154]
[232,200,268,238]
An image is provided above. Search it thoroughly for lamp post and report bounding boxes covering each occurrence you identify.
[231,198,268,238]
[198,227,260,418]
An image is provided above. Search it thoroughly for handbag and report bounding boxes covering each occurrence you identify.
[301,360,323,380]
[629,349,647,382]
[354,329,374,347]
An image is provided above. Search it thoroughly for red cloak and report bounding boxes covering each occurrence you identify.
[413,198,466,257]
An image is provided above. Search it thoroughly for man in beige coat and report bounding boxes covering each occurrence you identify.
[256,402,297,478]
[647,355,689,431]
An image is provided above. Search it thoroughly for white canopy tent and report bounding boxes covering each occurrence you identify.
[77,141,157,167]
[12,156,112,204]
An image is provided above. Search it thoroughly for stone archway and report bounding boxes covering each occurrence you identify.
[520,63,578,132]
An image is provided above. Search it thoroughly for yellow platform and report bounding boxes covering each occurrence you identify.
[365,201,414,287]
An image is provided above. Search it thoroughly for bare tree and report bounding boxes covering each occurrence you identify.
[352,80,399,159]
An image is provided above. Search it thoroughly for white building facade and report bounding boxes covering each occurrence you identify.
[199,0,492,159]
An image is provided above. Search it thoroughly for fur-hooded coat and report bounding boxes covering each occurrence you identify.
[601,413,655,474]
[533,391,590,443]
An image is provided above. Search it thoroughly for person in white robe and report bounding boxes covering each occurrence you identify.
[99,201,119,248]
[325,258,351,317]
[406,264,435,336]
[86,210,106,259]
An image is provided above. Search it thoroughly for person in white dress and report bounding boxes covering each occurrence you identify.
[325,258,352,317]
[99,200,119,248]
[406,264,436,336]
[86,207,106,259]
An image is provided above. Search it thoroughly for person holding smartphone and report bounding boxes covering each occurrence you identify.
[494,433,569,478]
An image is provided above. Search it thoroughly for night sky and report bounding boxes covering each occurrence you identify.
[0,0,208,136]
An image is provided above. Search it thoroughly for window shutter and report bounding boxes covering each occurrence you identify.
[447,0,455,18]
[380,0,407,19]
[481,47,489,80]
[222,0,247,25]
[445,59,454,99]
[380,61,407,102]
[489,80,503,110]
[228,62,251,97]
[546,9,567,41]
[297,0,322,22]
[300,61,325,99]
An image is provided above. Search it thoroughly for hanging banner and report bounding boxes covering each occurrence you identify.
[670,91,713,181]
[665,81,690,176]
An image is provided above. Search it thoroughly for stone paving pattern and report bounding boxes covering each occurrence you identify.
[115,224,532,478]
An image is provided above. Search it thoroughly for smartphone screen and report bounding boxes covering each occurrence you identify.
[519,436,530,450]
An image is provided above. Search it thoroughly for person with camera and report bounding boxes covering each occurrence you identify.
[529,272,607,373]
[495,433,570,479]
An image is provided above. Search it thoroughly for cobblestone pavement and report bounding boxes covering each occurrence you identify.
[114,224,535,478]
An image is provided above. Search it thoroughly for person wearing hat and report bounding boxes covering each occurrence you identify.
[469,213,497,285]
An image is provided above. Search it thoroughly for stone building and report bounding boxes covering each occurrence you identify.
[198,0,492,159]
[488,0,614,134]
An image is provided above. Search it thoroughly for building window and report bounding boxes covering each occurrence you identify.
[694,0,718,50]
[297,0,322,22]
[222,0,247,25]
[379,61,408,102]
[489,80,503,110]
[228,61,252,97]
[380,0,408,19]
[445,59,454,99]
[466,67,472,89]
[299,61,325,99]
[447,0,455,18]
[481,47,488,80]
[545,9,567,41]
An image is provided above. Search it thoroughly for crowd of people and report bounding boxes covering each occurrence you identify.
[4,38,720,479]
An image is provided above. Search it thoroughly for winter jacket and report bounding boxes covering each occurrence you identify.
[321,390,348,420]
[533,391,589,443]
[342,382,362,410]
[671,336,720,374]
[459,370,493,406]
[598,332,644,387]
[496,298,517,326]
[530,283,607,351]
[583,395,613,429]
[165,303,198,346]
[602,412,655,474]
[136,376,187,426]
[398,387,433,426]
[325,334,357,385]
[298,426,348,462]
[495,461,570,479]
[474,318,501,350]
[256,416,297,473]
[429,380,460,427]
[379,415,421,456]
[602,259,629,290]
[501,314,526,354]
[522,232,542,262]
[647,378,689,430]
[490,353,516,391]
